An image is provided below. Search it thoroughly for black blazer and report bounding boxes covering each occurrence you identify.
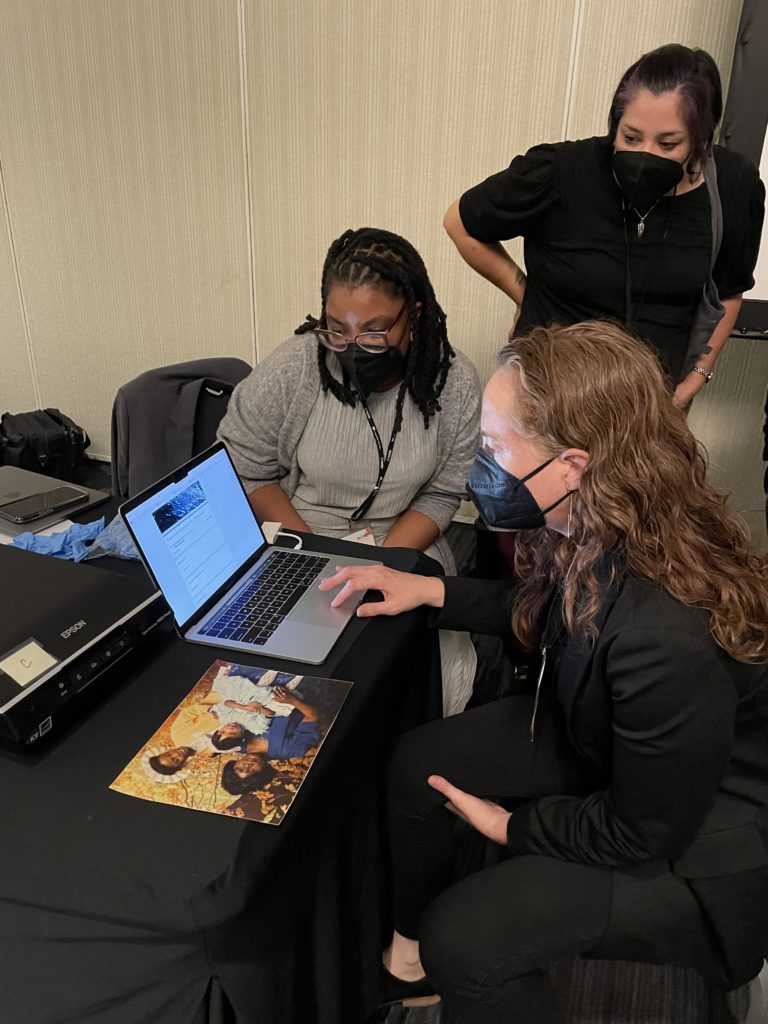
[434,572,768,987]
[110,357,251,498]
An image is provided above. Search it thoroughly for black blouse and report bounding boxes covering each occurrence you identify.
[459,137,765,381]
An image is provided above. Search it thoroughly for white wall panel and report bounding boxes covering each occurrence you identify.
[0,0,754,467]
[0,0,252,455]
[567,0,743,140]
[0,192,37,413]
[688,338,768,548]
[244,0,578,386]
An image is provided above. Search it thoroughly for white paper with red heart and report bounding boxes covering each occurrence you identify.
[0,641,58,687]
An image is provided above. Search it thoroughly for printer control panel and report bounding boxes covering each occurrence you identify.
[0,597,172,749]
[65,631,133,695]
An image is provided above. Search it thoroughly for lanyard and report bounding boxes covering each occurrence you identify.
[349,393,399,524]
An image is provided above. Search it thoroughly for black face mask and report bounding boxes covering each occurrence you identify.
[466,447,570,531]
[335,347,406,397]
[612,150,684,211]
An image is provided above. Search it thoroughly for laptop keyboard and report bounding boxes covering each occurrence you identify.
[199,550,330,646]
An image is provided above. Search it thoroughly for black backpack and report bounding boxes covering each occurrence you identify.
[0,408,91,482]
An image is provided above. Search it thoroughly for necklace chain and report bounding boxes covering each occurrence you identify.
[633,198,661,238]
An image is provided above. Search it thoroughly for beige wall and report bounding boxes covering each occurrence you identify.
[0,0,744,457]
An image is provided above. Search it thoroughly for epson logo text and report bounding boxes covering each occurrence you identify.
[61,620,86,639]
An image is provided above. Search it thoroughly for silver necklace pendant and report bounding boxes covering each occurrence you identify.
[633,198,658,238]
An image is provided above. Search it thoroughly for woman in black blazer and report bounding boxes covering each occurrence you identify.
[321,321,768,1023]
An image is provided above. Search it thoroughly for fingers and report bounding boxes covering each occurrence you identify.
[428,774,458,799]
[356,599,389,618]
[428,775,479,820]
[443,800,471,824]
[318,564,418,616]
[428,775,511,845]
[320,564,403,592]
[330,578,371,609]
[318,566,378,609]
[327,567,392,609]
[318,565,373,591]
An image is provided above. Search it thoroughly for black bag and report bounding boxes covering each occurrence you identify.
[681,154,724,378]
[0,408,91,482]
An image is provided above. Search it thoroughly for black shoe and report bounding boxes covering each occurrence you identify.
[378,963,441,1010]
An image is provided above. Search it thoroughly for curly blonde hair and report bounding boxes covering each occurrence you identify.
[498,322,768,663]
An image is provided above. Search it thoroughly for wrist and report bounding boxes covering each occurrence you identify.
[691,364,714,384]
[423,577,446,609]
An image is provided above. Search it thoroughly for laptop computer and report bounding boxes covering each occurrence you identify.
[119,442,380,664]
[0,465,110,538]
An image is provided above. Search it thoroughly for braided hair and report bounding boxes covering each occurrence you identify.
[295,228,454,437]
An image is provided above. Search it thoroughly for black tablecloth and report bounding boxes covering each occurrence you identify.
[0,533,442,1024]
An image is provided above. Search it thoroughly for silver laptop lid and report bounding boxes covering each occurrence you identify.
[121,443,267,629]
[0,466,109,538]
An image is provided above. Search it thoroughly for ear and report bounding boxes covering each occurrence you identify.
[408,302,422,342]
[558,448,589,490]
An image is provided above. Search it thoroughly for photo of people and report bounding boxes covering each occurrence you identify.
[110,660,353,825]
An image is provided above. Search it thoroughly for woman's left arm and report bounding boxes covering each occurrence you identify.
[672,295,742,410]
[504,627,738,865]
[386,355,481,547]
[675,155,767,409]
[381,508,440,550]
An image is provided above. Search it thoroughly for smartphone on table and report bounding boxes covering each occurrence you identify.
[0,486,88,524]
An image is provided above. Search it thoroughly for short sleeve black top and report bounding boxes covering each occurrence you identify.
[459,137,765,380]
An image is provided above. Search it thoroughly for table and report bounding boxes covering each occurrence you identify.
[0,531,442,1024]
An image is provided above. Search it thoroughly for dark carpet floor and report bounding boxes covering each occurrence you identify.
[377,958,756,1023]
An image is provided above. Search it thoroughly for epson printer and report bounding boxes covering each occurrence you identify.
[0,546,171,748]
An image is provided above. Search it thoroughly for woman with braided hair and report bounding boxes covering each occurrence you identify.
[218,227,481,713]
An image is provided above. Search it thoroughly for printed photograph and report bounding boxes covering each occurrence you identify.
[152,480,206,534]
[110,660,353,825]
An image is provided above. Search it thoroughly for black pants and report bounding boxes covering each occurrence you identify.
[388,694,727,1024]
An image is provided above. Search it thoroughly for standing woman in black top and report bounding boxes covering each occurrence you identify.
[444,43,764,408]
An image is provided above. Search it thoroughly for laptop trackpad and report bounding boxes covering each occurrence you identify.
[292,584,359,628]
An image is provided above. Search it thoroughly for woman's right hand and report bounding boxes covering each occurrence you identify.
[318,565,445,617]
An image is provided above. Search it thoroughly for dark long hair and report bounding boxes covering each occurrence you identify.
[608,43,722,179]
[296,227,454,439]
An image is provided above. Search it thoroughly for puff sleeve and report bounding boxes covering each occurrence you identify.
[458,143,559,243]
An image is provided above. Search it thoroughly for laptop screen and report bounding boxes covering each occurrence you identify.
[123,445,266,626]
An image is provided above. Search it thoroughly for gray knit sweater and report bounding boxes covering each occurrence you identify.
[217,335,481,568]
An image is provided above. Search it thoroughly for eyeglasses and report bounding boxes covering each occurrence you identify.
[314,303,408,355]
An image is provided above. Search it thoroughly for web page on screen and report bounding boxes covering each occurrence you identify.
[125,449,265,624]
